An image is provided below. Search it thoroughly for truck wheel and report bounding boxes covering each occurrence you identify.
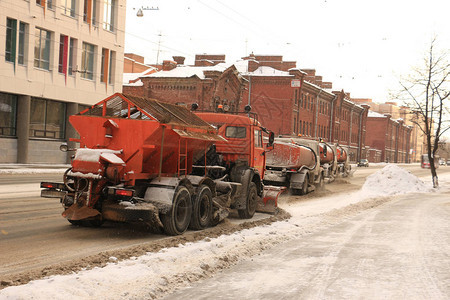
[238,182,258,219]
[162,186,192,235]
[317,174,324,190]
[190,185,212,230]
[300,175,309,195]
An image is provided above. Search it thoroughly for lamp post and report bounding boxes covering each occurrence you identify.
[136,6,159,17]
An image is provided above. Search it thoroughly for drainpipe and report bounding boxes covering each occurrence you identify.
[314,89,322,138]
[349,104,354,148]
[357,107,365,161]
[329,95,337,141]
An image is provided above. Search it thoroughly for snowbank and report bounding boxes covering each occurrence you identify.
[360,164,432,197]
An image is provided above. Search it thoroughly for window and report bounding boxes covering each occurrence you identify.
[57,35,76,76]
[34,27,51,70]
[18,22,27,65]
[103,0,116,31]
[101,48,115,84]
[254,129,262,148]
[36,0,52,8]
[62,0,76,17]
[58,35,67,73]
[0,93,17,137]
[108,51,115,84]
[84,0,98,25]
[5,18,17,63]
[81,42,95,80]
[225,126,246,139]
[68,38,76,75]
[30,98,66,139]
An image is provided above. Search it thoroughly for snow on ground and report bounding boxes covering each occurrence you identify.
[0,166,448,300]
[0,167,67,175]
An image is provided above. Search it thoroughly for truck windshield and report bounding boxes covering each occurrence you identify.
[225,126,246,138]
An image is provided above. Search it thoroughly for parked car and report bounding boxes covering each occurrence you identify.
[447,160,450,166]
[357,159,369,167]
[439,159,446,166]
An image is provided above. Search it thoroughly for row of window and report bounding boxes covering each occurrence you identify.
[5,17,115,83]
[34,0,116,31]
[150,85,197,91]
[0,92,88,139]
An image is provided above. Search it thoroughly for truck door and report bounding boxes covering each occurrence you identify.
[253,128,265,175]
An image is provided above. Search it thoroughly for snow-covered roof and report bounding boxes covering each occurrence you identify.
[123,68,157,85]
[142,63,230,79]
[368,110,386,118]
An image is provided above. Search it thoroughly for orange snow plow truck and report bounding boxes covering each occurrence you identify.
[41,93,283,235]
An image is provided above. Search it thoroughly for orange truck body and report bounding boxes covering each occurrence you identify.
[41,94,281,235]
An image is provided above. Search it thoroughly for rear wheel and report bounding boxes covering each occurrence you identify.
[316,173,324,190]
[161,186,192,235]
[300,175,309,195]
[238,182,258,219]
[190,185,213,230]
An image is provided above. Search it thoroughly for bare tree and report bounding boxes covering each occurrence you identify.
[399,37,450,188]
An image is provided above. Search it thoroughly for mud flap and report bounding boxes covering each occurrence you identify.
[257,185,285,214]
[62,204,101,221]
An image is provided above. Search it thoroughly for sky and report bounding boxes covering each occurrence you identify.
[124,0,450,103]
[1,165,446,299]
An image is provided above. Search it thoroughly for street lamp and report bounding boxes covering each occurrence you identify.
[136,6,159,17]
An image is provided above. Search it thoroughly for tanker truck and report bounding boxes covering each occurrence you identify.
[40,93,281,236]
[336,145,351,176]
[318,142,337,182]
[264,137,322,195]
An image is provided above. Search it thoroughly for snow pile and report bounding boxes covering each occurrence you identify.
[360,164,432,197]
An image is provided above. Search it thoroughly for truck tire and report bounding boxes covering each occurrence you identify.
[316,173,324,190]
[189,185,212,230]
[300,174,309,195]
[161,186,192,235]
[238,182,258,219]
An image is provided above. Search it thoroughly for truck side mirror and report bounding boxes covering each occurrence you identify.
[268,131,275,146]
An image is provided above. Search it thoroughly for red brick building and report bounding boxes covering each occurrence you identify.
[123,54,245,112]
[237,55,369,161]
[365,111,412,163]
[122,53,371,162]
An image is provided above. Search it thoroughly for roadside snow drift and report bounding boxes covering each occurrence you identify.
[360,164,432,197]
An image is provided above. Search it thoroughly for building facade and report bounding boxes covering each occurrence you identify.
[352,98,424,162]
[365,111,412,163]
[0,0,125,163]
[123,54,246,112]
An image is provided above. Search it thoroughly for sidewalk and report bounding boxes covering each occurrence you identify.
[0,164,69,174]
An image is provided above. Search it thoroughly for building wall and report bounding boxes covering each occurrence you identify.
[241,76,295,136]
[365,115,411,163]
[0,0,126,163]
[0,138,17,163]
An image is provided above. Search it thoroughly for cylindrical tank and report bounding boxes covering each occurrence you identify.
[336,147,348,163]
[319,143,334,164]
[266,141,316,169]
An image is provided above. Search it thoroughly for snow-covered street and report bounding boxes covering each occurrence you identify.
[1,165,449,299]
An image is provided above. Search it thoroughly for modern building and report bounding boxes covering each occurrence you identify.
[0,0,126,163]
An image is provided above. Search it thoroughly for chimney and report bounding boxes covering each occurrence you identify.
[162,60,177,71]
[173,56,185,65]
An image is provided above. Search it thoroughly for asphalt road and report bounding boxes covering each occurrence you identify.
[0,164,448,282]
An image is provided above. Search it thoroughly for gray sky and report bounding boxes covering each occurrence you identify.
[124,0,450,103]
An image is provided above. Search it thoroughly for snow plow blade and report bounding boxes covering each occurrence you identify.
[62,204,101,221]
[257,185,286,214]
